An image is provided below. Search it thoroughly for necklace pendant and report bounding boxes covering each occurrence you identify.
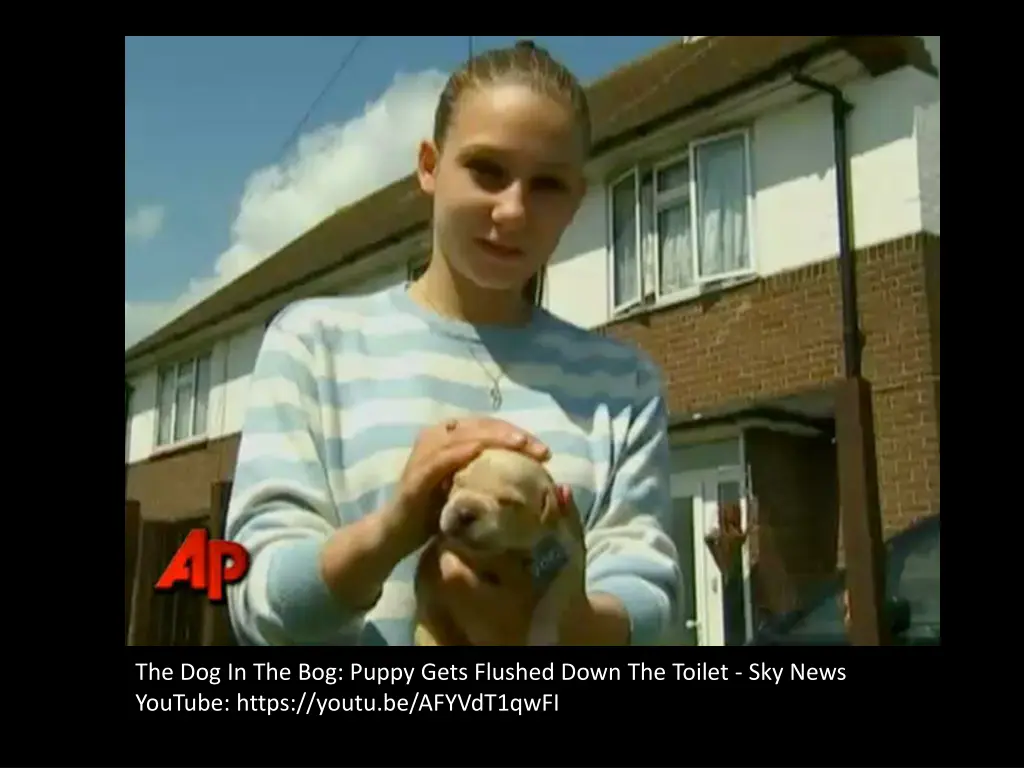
[489,384,502,410]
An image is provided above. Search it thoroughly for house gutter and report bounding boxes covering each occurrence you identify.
[791,72,890,646]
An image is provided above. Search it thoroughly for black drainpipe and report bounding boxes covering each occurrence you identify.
[791,72,889,645]
[791,73,859,375]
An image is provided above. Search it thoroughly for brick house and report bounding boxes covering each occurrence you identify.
[125,35,940,646]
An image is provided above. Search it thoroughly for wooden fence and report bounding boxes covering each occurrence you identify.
[125,481,236,646]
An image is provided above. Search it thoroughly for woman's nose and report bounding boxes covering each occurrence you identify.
[492,181,527,227]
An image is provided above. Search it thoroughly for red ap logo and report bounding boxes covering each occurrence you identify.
[154,528,251,603]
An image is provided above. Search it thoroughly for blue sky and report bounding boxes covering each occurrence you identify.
[124,35,680,349]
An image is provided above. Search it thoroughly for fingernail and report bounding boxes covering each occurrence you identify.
[557,485,571,506]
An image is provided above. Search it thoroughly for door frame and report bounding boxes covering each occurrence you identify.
[669,451,755,645]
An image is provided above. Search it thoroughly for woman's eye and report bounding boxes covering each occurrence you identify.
[466,159,567,195]
[467,159,505,184]
[532,176,566,192]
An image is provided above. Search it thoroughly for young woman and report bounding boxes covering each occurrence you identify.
[225,40,681,646]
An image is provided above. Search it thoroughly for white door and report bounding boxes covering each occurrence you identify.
[668,468,752,646]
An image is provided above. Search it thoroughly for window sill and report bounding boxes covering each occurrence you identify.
[149,435,209,461]
[611,273,760,323]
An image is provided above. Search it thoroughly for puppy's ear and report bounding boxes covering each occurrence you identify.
[540,487,560,528]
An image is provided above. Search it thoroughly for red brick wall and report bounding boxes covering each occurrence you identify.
[605,232,941,538]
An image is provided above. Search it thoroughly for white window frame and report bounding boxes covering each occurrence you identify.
[606,128,757,316]
[155,352,212,448]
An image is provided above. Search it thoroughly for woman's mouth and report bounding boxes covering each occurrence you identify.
[475,238,524,260]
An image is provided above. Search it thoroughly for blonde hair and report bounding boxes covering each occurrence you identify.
[430,40,590,306]
[433,39,591,153]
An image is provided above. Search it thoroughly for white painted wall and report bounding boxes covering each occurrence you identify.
[546,43,940,329]
[546,186,609,330]
[915,36,940,235]
[215,324,265,439]
[126,368,157,464]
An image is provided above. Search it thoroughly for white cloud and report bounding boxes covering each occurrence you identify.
[124,69,448,350]
[125,204,166,243]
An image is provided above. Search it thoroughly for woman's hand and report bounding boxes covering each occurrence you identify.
[383,417,550,559]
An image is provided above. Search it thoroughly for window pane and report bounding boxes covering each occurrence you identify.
[174,380,194,442]
[657,159,689,193]
[658,202,694,295]
[640,172,656,298]
[695,135,750,277]
[611,175,639,307]
[193,354,212,436]
[175,360,195,391]
[157,367,175,445]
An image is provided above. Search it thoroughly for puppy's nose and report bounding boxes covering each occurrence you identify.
[450,506,478,531]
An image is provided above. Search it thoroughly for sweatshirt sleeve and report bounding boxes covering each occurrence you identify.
[224,309,364,645]
[584,354,682,645]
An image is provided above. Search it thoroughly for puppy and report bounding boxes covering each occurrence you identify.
[414,447,582,646]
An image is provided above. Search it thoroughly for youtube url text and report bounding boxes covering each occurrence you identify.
[135,691,559,715]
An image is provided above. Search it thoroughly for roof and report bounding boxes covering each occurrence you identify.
[125,35,935,365]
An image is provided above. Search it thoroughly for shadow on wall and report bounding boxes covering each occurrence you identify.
[746,428,840,626]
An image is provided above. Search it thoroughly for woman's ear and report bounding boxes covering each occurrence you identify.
[417,140,440,196]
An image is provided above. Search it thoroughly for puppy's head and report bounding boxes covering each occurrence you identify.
[439,448,558,556]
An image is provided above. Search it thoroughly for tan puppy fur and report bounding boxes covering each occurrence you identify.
[414,448,580,646]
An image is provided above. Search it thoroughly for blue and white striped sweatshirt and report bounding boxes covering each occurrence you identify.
[225,283,681,646]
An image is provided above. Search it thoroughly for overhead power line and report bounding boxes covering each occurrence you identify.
[276,35,368,158]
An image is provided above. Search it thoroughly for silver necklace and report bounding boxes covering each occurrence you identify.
[415,287,506,411]
[467,345,505,410]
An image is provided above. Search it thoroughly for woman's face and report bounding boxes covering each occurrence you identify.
[418,81,586,292]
